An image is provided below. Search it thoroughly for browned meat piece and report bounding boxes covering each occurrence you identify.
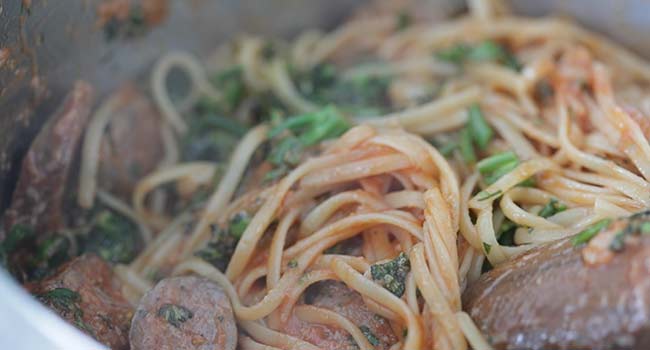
[29,254,132,350]
[129,276,237,350]
[463,218,650,350]
[2,81,94,238]
[284,281,397,350]
[97,84,164,200]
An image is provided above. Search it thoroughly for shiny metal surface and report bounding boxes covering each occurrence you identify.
[0,0,649,349]
[0,269,107,350]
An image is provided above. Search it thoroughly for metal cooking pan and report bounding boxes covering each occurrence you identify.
[0,0,648,348]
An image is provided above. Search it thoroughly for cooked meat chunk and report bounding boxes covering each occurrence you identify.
[29,254,132,350]
[284,281,397,350]
[129,276,237,350]
[3,81,94,237]
[97,84,165,199]
[463,217,650,350]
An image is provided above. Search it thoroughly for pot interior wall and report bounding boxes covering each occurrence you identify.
[0,0,649,212]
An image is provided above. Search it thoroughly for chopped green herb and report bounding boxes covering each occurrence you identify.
[402,328,408,338]
[459,127,476,164]
[518,177,536,187]
[609,231,626,252]
[294,64,392,116]
[209,66,248,112]
[477,151,534,186]
[437,44,471,63]
[483,161,518,185]
[437,40,521,71]
[195,212,252,271]
[287,259,298,268]
[370,252,410,297]
[477,190,502,201]
[157,303,194,328]
[538,199,567,218]
[298,272,311,285]
[0,224,36,268]
[359,325,380,346]
[36,234,71,270]
[193,97,248,136]
[196,227,233,271]
[266,106,350,181]
[182,96,243,162]
[498,228,515,246]
[267,136,304,167]
[269,106,350,146]
[477,151,518,174]
[82,210,141,264]
[641,222,650,234]
[571,219,612,246]
[262,165,289,183]
[497,219,517,238]
[497,218,517,246]
[606,210,650,252]
[181,74,249,163]
[229,212,251,239]
[437,142,458,157]
[468,104,494,150]
[467,41,506,61]
[261,42,277,61]
[333,74,391,113]
[37,288,80,311]
[396,11,412,31]
[295,64,337,98]
[1,224,35,253]
[38,288,93,333]
[482,242,492,254]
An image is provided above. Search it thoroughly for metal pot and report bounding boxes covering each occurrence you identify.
[0,0,648,348]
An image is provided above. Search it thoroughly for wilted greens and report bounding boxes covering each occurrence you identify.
[158,303,194,328]
[81,210,141,264]
[265,106,350,181]
[37,288,93,333]
[437,40,521,71]
[294,63,392,116]
[370,252,411,297]
[195,212,252,271]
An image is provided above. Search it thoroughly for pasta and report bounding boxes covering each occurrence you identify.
[17,0,650,349]
[117,0,650,347]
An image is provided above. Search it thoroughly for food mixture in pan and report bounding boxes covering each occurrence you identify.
[3,0,650,349]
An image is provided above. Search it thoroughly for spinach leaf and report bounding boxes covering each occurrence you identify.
[294,64,392,116]
[37,288,93,333]
[360,325,381,346]
[158,303,194,328]
[370,252,410,297]
[538,199,567,218]
[195,212,252,271]
[82,210,141,264]
[265,106,350,181]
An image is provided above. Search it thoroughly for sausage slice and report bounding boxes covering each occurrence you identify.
[463,217,650,350]
[284,281,397,350]
[97,84,165,200]
[129,276,237,350]
[3,81,94,237]
[29,254,132,350]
